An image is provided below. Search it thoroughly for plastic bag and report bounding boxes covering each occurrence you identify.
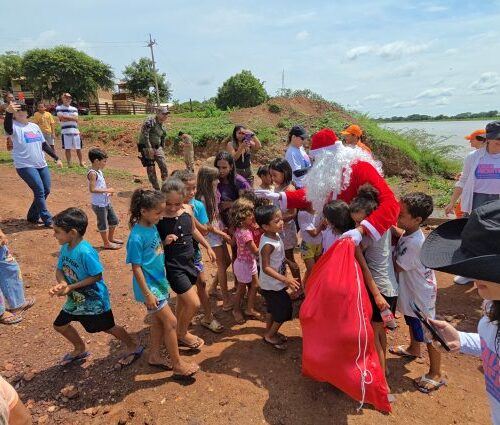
[300,238,391,412]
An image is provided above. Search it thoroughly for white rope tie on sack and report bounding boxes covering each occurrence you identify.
[353,255,373,412]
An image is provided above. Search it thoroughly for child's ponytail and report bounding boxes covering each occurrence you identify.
[129,188,165,228]
[349,183,380,216]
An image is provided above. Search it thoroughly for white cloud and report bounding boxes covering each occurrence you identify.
[392,100,418,108]
[423,4,449,12]
[342,85,358,92]
[445,48,458,55]
[346,41,431,61]
[295,30,309,41]
[433,97,450,106]
[363,94,383,101]
[416,87,454,98]
[388,62,417,78]
[470,72,500,92]
[476,88,497,95]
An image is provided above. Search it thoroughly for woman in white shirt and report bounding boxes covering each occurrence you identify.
[284,125,311,188]
[421,201,500,425]
[3,103,62,227]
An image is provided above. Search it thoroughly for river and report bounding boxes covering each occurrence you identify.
[381,120,492,159]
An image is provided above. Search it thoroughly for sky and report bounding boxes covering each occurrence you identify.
[1,0,499,117]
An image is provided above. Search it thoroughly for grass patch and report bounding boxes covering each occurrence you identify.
[82,114,148,121]
[167,114,235,147]
[79,124,128,144]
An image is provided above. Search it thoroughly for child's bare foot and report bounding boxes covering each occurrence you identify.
[172,360,199,379]
[148,353,173,370]
[232,309,245,324]
[389,345,420,358]
[244,309,262,321]
[117,345,144,368]
[110,238,124,244]
[103,242,121,250]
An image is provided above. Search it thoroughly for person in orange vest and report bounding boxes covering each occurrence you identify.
[341,124,372,154]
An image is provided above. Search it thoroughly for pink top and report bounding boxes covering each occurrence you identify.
[234,228,255,263]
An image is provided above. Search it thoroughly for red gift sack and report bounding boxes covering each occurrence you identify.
[300,238,391,412]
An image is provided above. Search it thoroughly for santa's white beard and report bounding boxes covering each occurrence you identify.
[304,144,383,213]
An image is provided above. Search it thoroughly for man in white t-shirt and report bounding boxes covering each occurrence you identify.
[56,92,84,167]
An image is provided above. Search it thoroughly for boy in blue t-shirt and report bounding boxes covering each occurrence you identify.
[172,169,223,333]
[50,208,143,367]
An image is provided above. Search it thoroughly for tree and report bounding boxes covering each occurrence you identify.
[0,51,23,91]
[22,46,114,101]
[122,58,171,103]
[215,70,268,109]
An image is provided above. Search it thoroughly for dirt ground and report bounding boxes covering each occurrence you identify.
[0,150,491,425]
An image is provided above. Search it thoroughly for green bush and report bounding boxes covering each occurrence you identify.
[215,70,269,110]
[268,103,281,113]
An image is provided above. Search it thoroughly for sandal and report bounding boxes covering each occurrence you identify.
[232,310,246,325]
[201,318,224,333]
[389,345,418,359]
[263,336,287,351]
[8,298,35,314]
[103,243,121,250]
[222,303,233,312]
[117,346,144,369]
[0,312,22,325]
[178,336,205,350]
[60,351,91,366]
[172,364,199,381]
[414,374,447,393]
[244,311,263,321]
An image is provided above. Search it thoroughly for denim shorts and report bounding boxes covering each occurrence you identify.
[146,297,169,315]
[194,249,204,273]
[91,204,119,231]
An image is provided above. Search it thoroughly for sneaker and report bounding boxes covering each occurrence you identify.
[454,275,474,285]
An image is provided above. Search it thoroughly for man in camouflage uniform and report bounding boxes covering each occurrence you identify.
[138,107,170,190]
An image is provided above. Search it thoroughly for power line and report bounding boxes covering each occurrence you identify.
[147,34,161,107]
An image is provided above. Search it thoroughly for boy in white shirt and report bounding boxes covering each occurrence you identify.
[56,93,84,167]
[390,192,443,393]
[297,208,323,285]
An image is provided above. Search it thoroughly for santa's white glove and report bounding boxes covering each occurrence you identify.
[340,228,362,246]
[254,189,280,202]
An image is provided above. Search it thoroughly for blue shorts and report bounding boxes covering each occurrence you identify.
[146,297,168,315]
[404,315,425,343]
[194,249,204,273]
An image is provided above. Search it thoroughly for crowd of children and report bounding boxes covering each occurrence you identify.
[2,120,475,405]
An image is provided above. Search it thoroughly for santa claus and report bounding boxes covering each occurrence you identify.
[257,128,400,244]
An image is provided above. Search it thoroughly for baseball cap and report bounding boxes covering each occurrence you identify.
[289,125,309,139]
[483,121,500,140]
[340,124,363,138]
[464,129,486,140]
[421,200,500,283]
[157,106,170,115]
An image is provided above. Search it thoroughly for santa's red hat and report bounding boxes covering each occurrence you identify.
[310,128,340,156]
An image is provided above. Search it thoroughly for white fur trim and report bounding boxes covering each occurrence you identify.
[279,192,288,211]
[361,219,381,241]
[309,141,342,157]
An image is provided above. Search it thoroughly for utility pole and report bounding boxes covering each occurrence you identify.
[281,69,285,96]
[147,33,161,107]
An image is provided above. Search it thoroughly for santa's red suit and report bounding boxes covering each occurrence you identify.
[280,129,399,240]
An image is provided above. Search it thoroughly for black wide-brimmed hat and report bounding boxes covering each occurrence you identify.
[421,200,500,283]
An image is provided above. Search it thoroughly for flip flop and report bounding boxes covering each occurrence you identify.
[117,346,144,369]
[244,311,263,321]
[103,243,121,250]
[172,366,199,381]
[178,337,205,350]
[222,304,233,312]
[414,374,447,394]
[389,345,418,359]
[262,337,287,351]
[60,351,91,366]
[0,313,22,325]
[111,239,124,244]
[8,298,35,314]
[201,318,224,333]
[232,310,246,325]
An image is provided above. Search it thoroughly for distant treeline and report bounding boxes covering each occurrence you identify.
[378,110,500,122]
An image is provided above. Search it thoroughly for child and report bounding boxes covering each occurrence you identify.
[322,200,354,253]
[179,132,195,172]
[256,204,300,350]
[269,158,301,284]
[350,184,398,387]
[390,192,443,393]
[172,169,223,333]
[157,178,216,349]
[230,198,261,324]
[195,166,233,311]
[297,207,323,285]
[87,148,122,250]
[32,101,56,153]
[50,208,143,368]
[126,189,198,378]
[257,165,273,190]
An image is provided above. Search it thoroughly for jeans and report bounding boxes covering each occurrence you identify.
[16,166,52,225]
[0,245,25,310]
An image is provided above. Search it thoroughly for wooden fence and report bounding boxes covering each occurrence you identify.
[88,102,156,115]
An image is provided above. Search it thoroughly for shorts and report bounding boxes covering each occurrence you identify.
[53,309,115,333]
[370,293,398,323]
[261,288,292,324]
[43,132,55,146]
[91,204,119,232]
[146,298,169,315]
[194,249,204,273]
[233,258,257,284]
[61,134,82,150]
[167,269,197,295]
[299,240,322,261]
[207,231,223,248]
[404,315,427,343]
